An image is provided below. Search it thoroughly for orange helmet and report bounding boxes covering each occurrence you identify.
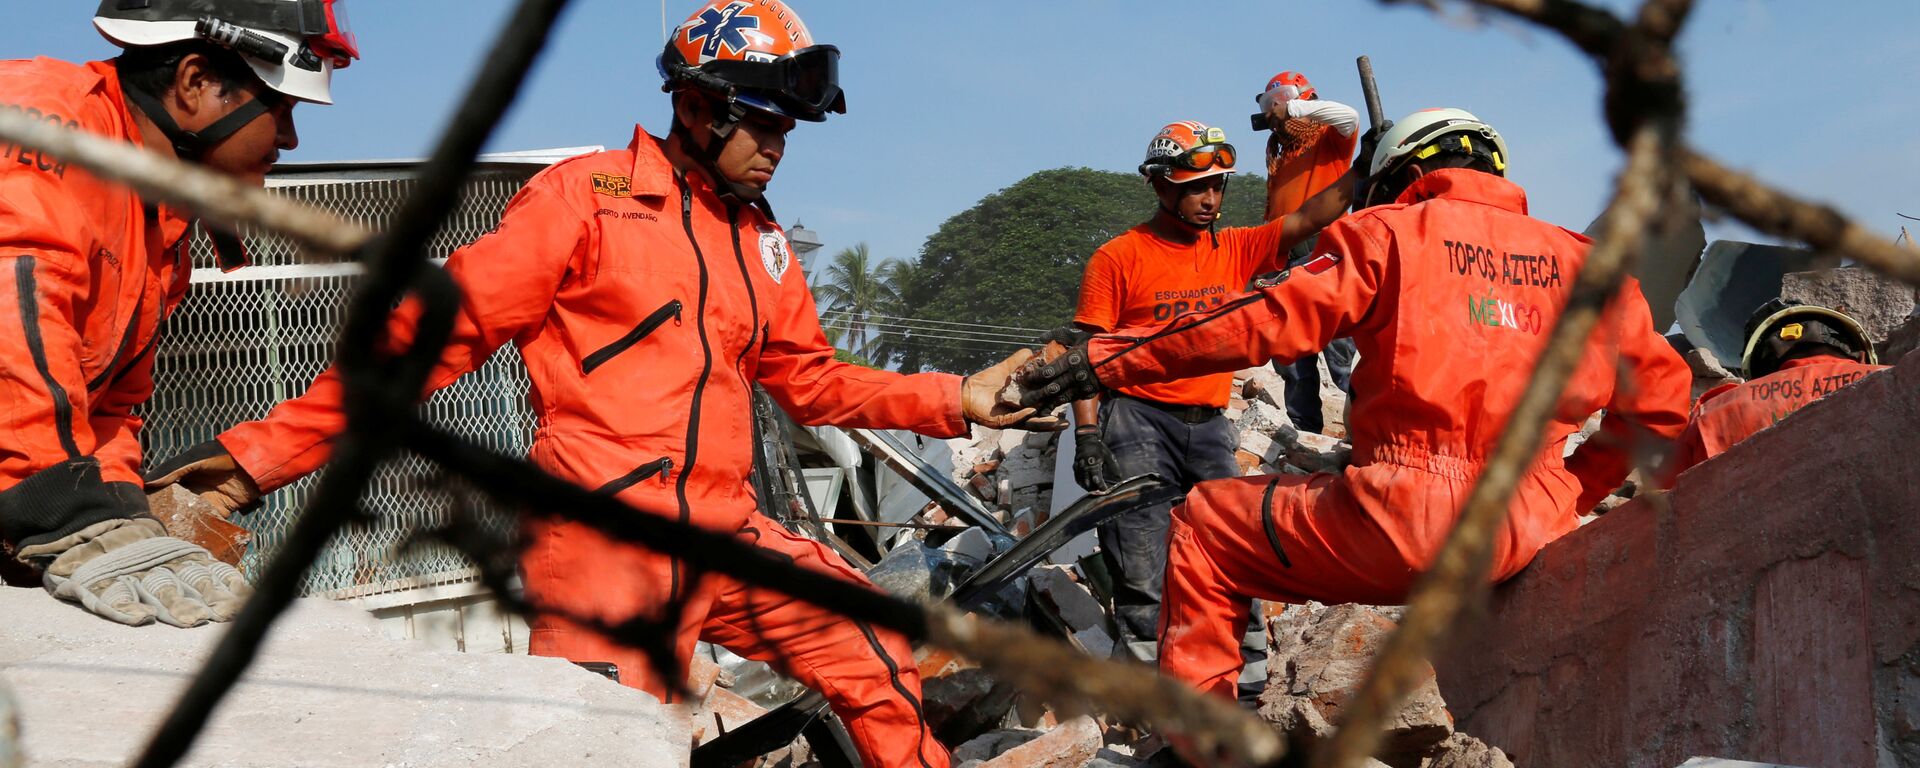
[658,0,845,122]
[1256,71,1316,113]
[1139,121,1238,184]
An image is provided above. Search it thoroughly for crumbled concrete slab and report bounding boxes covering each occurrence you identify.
[1,680,20,768]
[1427,732,1515,768]
[0,587,687,767]
[1781,266,1917,343]
[1261,603,1452,763]
[976,715,1102,768]
[1028,565,1106,634]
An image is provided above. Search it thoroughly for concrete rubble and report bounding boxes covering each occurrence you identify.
[1779,266,1917,345]
[0,583,691,764]
[0,587,689,768]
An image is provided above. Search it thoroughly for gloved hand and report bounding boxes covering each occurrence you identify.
[144,440,262,517]
[1353,119,1395,211]
[1072,426,1123,493]
[1015,341,1102,411]
[962,349,1069,431]
[15,518,252,627]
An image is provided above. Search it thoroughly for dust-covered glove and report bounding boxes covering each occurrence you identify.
[963,349,1069,431]
[1072,426,1123,493]
[16,518,251,627]
[1015,342,1102,411]
[144,440,261,518]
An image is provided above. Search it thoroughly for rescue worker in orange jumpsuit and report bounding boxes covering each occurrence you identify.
[0,0,356,626]
[1068,118,1360,653]
[1257,71,1362,435]
[1019,108,1691,698]
[144,3,1042,765]
[1665,299,1886,481]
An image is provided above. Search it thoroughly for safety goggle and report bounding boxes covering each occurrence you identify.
[695,45,845,118]
[297,0,359,66]
[1171,140,1237,173]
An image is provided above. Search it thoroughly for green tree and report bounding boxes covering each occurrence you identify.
[906,167,1268,373]
[871,258,930,372]
[811,243,897,362]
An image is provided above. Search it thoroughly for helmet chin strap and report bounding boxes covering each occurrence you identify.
[116,66,264,270]
[672,94,761,207]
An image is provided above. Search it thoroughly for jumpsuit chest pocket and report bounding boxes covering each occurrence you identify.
[581,299,682,375]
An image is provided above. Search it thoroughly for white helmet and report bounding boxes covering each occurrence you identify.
[1368,107,1508,178]
[94,0,359,105]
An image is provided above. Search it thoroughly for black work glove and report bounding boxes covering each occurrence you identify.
[1353,119,1395,211]
[1016,342,1102,411]
[1072,426,1123,493]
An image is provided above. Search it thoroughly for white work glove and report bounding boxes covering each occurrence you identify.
[16,518,251,628]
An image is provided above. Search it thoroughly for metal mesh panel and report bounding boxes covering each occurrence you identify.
[138,169,540,595]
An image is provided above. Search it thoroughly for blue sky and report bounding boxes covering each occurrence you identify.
[7,1,1917,265]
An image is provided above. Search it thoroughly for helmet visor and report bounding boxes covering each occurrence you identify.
[302,0,359,65]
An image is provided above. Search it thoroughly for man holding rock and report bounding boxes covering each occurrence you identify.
[1065,111,1362,650]
[0,0,357,626]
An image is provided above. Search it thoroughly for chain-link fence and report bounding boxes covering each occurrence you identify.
[137,169,544,595]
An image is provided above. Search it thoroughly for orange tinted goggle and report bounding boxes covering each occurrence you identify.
[1172,142,1237,172]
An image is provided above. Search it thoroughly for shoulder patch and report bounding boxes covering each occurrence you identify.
[1299,252,1342,275]
[758,227,792,283]
[591,173,633,197]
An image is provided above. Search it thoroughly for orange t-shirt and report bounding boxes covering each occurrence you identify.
[1073,220,1292,407]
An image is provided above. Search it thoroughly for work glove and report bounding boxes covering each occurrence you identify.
[1015,341,1102,412]
[1353,119,1395,211]
[962,349,1069,431]
[1072,426,1124,493]
[15,518,252,627]
[144,440,262,518]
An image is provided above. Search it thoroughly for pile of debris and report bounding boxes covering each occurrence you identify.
[947,426,1062,535]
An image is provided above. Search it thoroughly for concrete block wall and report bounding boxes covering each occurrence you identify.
[1437,350,1920,767]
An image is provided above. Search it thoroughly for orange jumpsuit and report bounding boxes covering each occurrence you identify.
[1666,355,1887,482]
[1080,169,1690,697]
[218,125,958,767]
[0,58,193,552]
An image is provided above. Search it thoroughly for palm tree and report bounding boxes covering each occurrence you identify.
[874,259,928,372]
[812,243,897,361]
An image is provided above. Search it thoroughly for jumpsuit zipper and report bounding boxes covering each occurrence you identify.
[724,206,763,375]
[581,299,683,374]
[670,176,717,625]
[595,457,674,496]
[87,288,145,392]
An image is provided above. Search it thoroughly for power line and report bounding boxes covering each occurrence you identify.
[821,318,1038,344]
[819,320,1028,346]
[817,308,1049,335]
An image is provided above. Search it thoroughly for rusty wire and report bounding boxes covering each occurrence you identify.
[0,110,368,258]
[5,0,1920,765]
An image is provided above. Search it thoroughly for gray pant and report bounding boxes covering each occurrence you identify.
[1096,396,1240,641]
